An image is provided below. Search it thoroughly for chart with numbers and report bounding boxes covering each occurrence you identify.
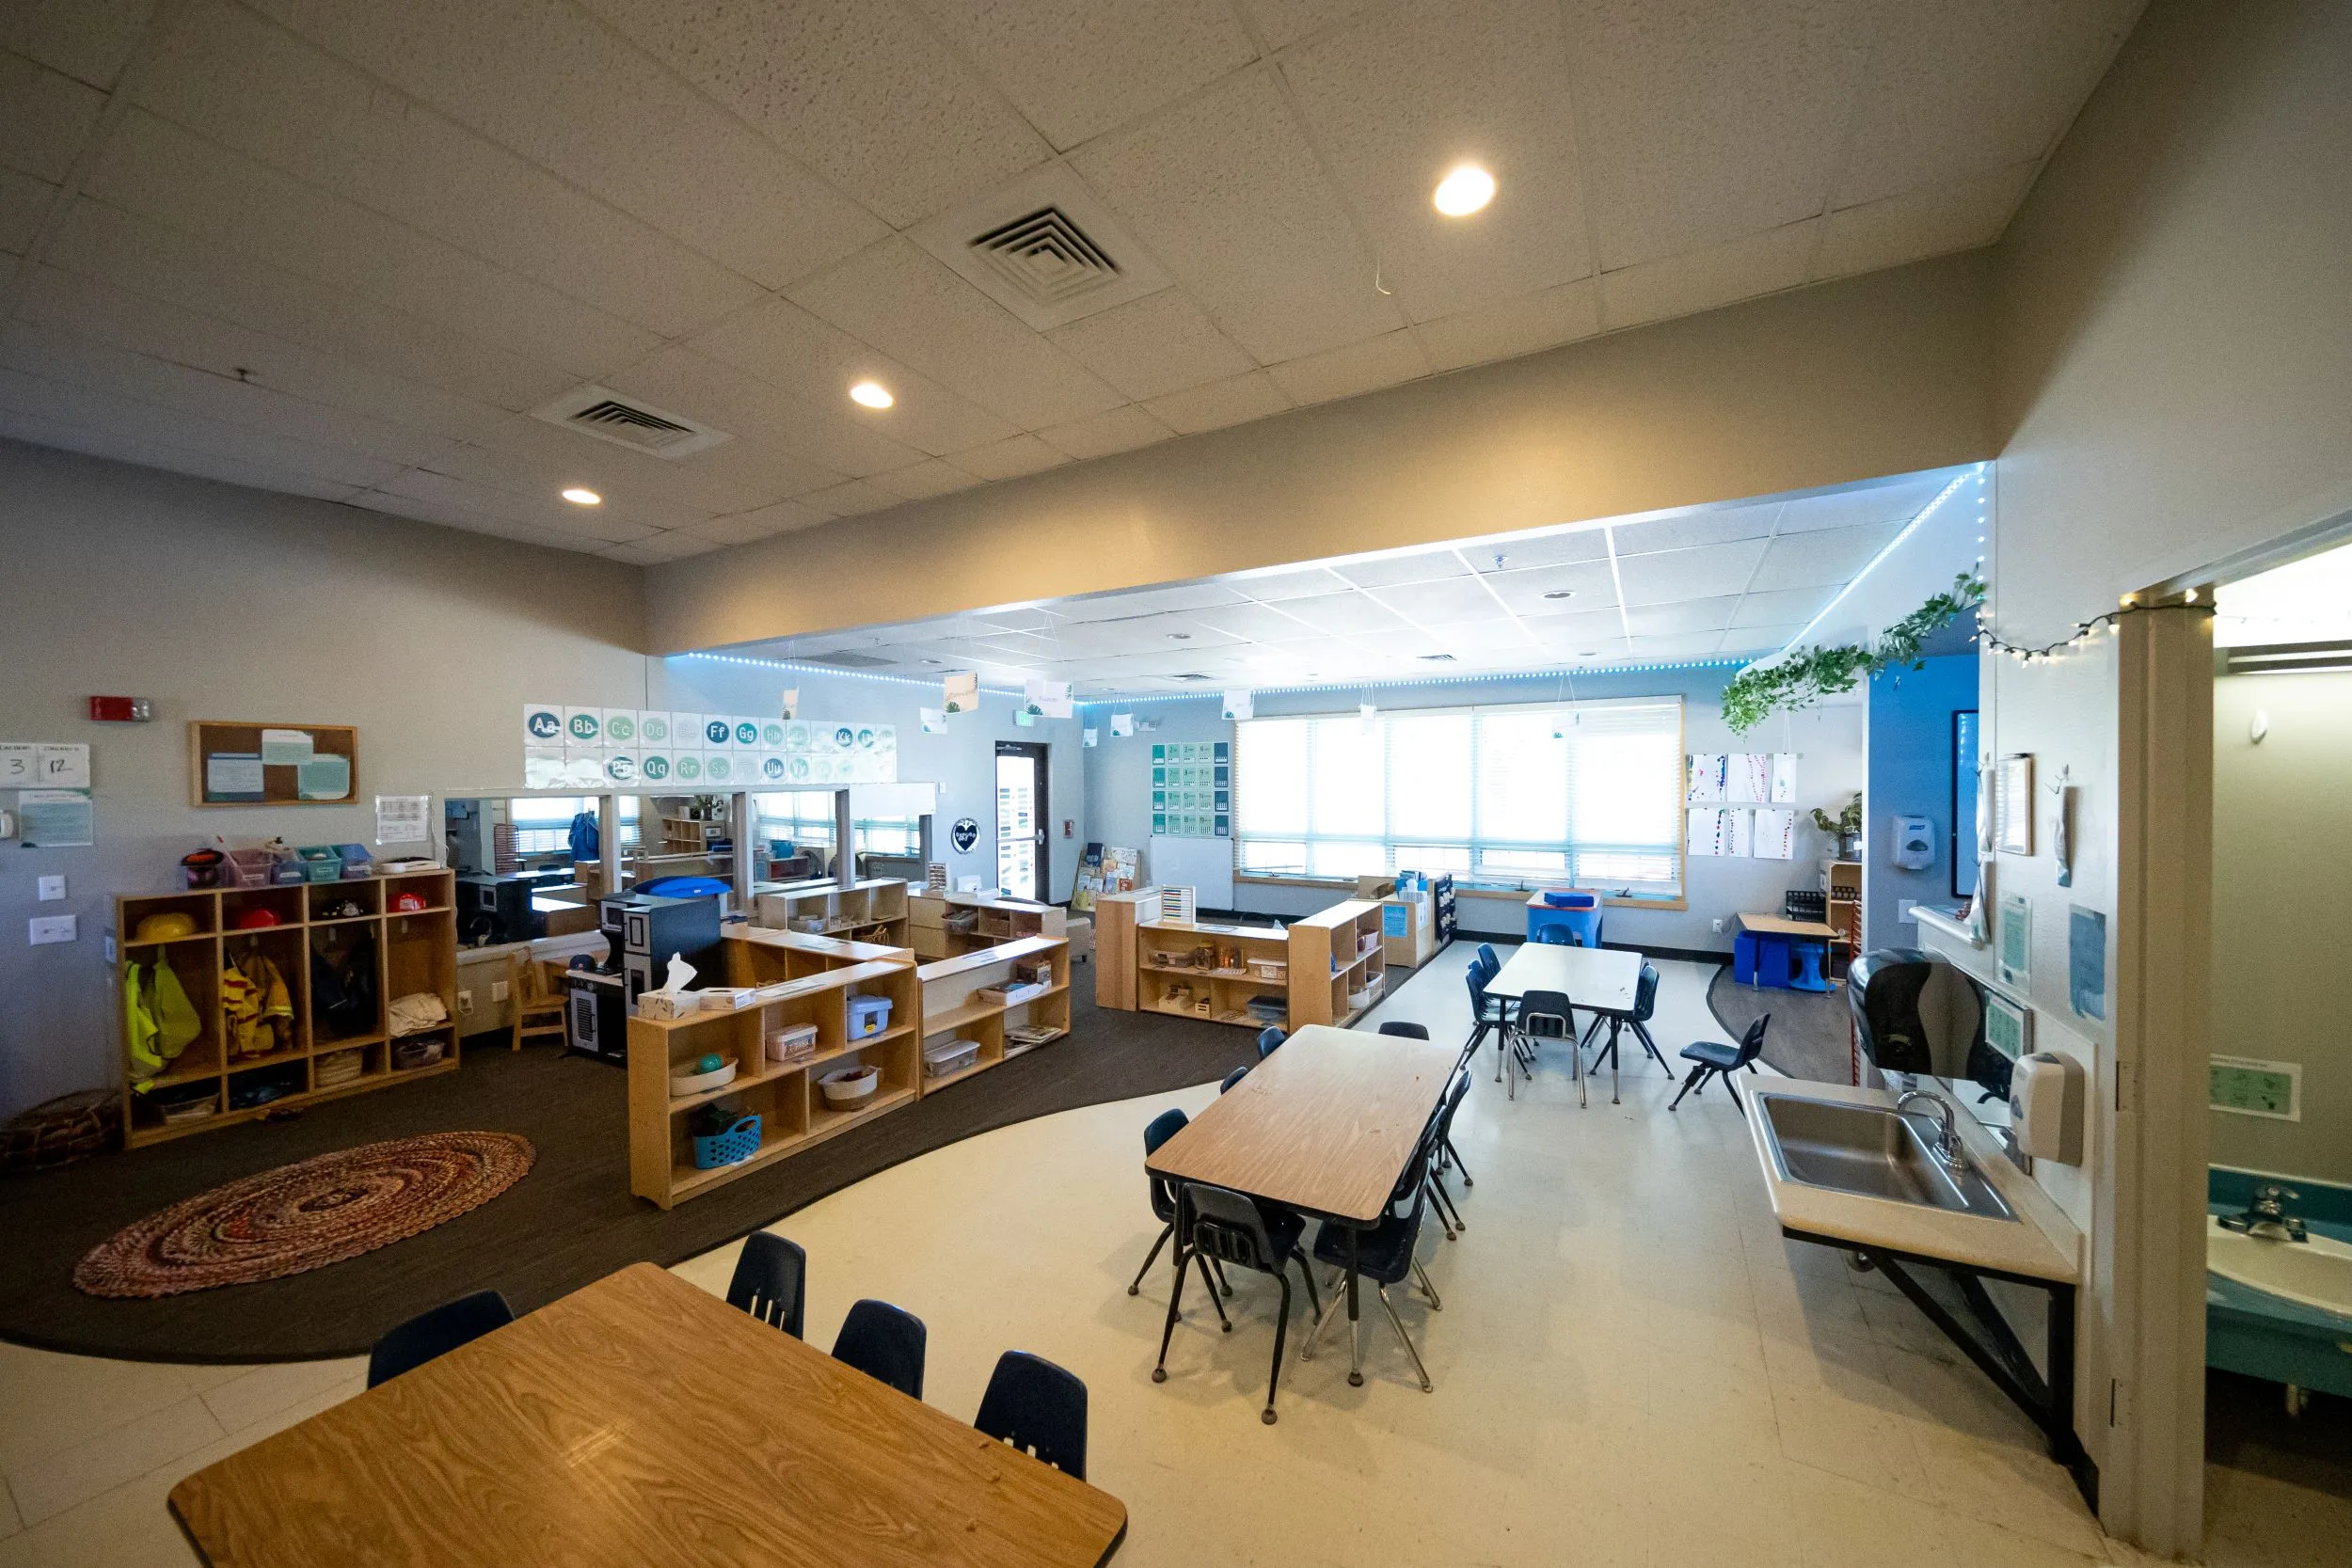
[1150,740,1230,838]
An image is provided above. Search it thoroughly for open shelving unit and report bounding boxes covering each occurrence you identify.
[116,870,458,1148]
[908,891,1066,960]
[1095,889,1386,1032]
[1133,922,1294,1029]
[1286,899,1389,1027]
[754,878,910,948]
[914,935,1071,1093]
[627,957,919,1209]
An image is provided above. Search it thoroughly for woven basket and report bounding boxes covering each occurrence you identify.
[4,1089,121,1172]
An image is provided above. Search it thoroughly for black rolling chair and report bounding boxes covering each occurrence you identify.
[1256,1026,1284,1060]
[367,1290,514,1387]
[724,1232,805,1338]
[975,1350,1088,1480]
[1219,1065,1250,1094]
[1128,1108,1232,1303]
[1670,1014,1771,1112]
[1303,1136,1440,1392]
[832,1298,927,1399]
[1153,1182,1321,1424]
[1514,988,1577,1103]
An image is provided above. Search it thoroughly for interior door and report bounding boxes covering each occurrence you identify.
[993,742,1047,901]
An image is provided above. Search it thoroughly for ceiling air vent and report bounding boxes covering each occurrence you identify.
[800,650,897,670]
[911,164,1171,330]
[1168,673,1212,682]
[531,385,732,459]
[1418,653,1457,662]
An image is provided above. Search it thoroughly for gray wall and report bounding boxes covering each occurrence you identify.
[0,440,647,1117]
[1079,666,1865,954]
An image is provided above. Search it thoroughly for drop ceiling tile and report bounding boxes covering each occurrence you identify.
[594,542,674,566]
[1774,476,1954,532]
[1265,590,1409,637]
[1188,600,1326,641]
[690,295,1020,457]
[0,0,156,88]
[1623,630,1730,661]
[1564,0,1873,270]
[1597,218,1818,332]
[951,434,1068,482]
[1127,583,1254,614]
[1265,328,1429,406]
[1626,595,1739,636]
[605,346,921,479]
[1834,0,2140,208]
[0,169,52,254]
[1613,538,1770,607]
[1722,625,1798,656]
[1472,529,1609,570]
[1609,503,1780,556]
[136,4,763,340]
[1517,607,1630,649]
[87,111,662,378]
[665,436,845,505]
[622,530,724,561]
[908,0,1257,151]
[0,51,103,182]
[1050,592,1160,625]
[1072,68,1404,364]
[686,504,829,546]
[798,478,903,517]
[868,459,985,502]
[1412,277,1600,373]
[1482,559,1621,614]
[40,199,578,412]
[578,0,1049,230]
[428,413,777,518]
[1235,0,1379,50]
[1235,565,1352,600]
[788,238,1122,429]
[1745,521,1902,592]
[1729,586,1835,628]
[0,409,372,503]
[1145,369,1292,435]
[246,0,887,291]
[350,488,641,550]
[0,365,405,489]
[1817,161,2035,280]
[1037,403,1176,461]
[1042,289,1255,404]
[1280,0,1593,323]
[373,467,670,542]
[1333,550,1472,589]
[1367,575,1506,627]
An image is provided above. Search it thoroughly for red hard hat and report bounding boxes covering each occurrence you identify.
[392,892,428,912]
[232,909,281,928]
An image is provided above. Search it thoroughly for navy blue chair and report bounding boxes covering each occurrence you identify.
[725,1232,806,1338]
[1533,925,1577,945]
[1256,1026,1284,1060]
[1671,1015,1771,1112]
[1153,1182,1321,1424]
[1219,1064,1249,1094]
[1423,1068,1472,1237]
[1466,964,1516,1079]
[975,1351,1089,1480]
[1476,942,1502,975]
[1304,1136,1439,1392]
[1512,988,1575,1101]
[1376,1021,1430,1038]
[367,1290,514,1387]
[1585,963,1670,1079]
[1129,1108,1230,1302]
[832,1299,927,1399]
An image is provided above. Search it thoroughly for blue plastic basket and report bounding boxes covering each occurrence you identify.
[691,1115,761,1170]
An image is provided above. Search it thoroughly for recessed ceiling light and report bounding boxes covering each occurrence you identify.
[1542,589,1575,601]
[1168,632,1191,641]
[561,487,601,506]
[849,380,894,409]
[1433,165,1495,217]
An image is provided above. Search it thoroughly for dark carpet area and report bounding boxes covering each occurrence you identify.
[0,974,1254,1365]
[1706,963,1851,1085]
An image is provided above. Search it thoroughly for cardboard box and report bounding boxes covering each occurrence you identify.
[636,990,698,1022]
[1355,875,1399,899]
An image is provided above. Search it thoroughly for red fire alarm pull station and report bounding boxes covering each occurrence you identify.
[87,696,152,722]
[1063,819,1074,838]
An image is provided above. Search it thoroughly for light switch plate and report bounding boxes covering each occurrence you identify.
[37,875,65,901]
[29,915,76,944]
[491,980,511,1003]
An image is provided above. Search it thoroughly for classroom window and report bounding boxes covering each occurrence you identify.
[753,793,920,858]
[507,797,639,857]
[1232,700,1684,894]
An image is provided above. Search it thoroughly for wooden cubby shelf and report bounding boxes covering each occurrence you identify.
[907,890,1067,960]
[1093,890,1387,1031]
[914,936,1071,1093]
[117,871,458,1148]
[753,878,911,949]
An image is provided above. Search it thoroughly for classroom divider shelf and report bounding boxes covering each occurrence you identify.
[914,936,1072,1094]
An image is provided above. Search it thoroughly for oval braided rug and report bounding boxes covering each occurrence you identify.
[73,1132,534,1299]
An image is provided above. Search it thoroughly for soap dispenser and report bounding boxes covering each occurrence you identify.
[2009,1052,2084,1164]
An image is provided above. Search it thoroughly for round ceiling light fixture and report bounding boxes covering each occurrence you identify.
[1433,165,1496,217]
[560,487,601,506]
[849,380,894,409]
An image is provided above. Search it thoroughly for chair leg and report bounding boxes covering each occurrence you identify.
[1126,1221,1172,1295]
[1292,1247,1322,1322]
[1196,1254,1232,1332]
[1668,1064,1708,1111]
[1446,1136,1472,1188]
[1377,1285,1434,1392]
[1263,1271,1293,1424]
[1428,1174,1464,1237]
[1208,1255,1233,1296]
[1723,1074,1745,1113]
[1412,1259,1443,1311]
[1630,1020,1671,1073]
[1298,1275,1344,1361]
[1152,1243,1191,1382]
[1426,1179,1455,1241]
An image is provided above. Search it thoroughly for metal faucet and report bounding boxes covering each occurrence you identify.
[1896,1086,1966,1165]
[2219,1183,2309,1242]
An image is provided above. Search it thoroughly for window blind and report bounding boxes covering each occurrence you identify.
[1232,699,1683,892]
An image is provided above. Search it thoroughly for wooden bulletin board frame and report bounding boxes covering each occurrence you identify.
[190,721,358,807]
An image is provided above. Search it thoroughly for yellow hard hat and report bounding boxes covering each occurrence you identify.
[135,912,199,942]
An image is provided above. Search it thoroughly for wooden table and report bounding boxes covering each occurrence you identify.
[1735,911,1841,992]
[1484,943,1646,1106]
[168,1264,1128,1568]
[1146,1023,1454,1386]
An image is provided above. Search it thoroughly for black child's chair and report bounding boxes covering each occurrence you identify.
[832,1299,927,1399]
[975,1350,1089,1480]
[367,1290,514,1387]
[1153,1182,1322,1424]
[1302,1135,1441,1393]
[1256,1026,1285,1060]
[1512,988,1575,1101]
[724,1232,806,1338]
[1466,963,1516,1082]
[1128,1107,1232,1302]
[1670,1014,1771,1112]
[1219,1065,1250,1094]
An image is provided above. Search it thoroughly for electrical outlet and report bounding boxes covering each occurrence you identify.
[29,915,76,945]
[456,988,474,1015]
[104,934,118,963]
[36,875,65,901]
[1710,917,1724,933]
[491,979,511,1004]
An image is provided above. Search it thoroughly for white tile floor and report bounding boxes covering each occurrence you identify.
[1,951,2343,1566]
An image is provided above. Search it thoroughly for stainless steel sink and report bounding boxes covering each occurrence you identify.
[1756,1095,2017,1222]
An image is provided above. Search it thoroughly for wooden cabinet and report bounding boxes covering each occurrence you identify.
[914,937,1071,1093]
[1101,890,1387,1032]
[906,891,1065,959]
[753,878,911,948]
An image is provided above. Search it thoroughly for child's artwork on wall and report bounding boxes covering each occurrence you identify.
[1686,754,1727,804]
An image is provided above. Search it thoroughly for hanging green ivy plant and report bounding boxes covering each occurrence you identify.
[1720,572,1985,734]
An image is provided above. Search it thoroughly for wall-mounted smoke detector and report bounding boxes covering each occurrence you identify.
[910,164,1171,330]
[532,385,732,458]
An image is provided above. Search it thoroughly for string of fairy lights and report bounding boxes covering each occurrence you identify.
[1975,588,2204,663]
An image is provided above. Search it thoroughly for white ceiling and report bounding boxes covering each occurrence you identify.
[0,2,2137,563]
[723,467,1968,696]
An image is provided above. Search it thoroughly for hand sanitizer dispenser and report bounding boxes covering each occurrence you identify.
[2009,1052,2084,1164]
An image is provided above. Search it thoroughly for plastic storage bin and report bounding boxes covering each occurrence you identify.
[923,1037,981,1079]
[294,847,343,883]
[334,844,373,879]
[691,1114,761,1169]
[766,1022,818,1064]
[846,996,893,1039]
[221,847,281,888]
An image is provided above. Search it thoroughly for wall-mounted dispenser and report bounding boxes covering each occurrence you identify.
[2009,1051,2085,1164]
[1892,815,1934,870]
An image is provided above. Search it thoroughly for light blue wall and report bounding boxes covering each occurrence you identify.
[1862,654,1979,952]
[1079,665,1867,954]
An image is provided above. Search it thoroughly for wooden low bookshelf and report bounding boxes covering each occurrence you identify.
[117,871,459,1148]
[908,891,1066,959]
[915,936,1071,1093]
[754,877,911,948]
[1095,890,1387,1031]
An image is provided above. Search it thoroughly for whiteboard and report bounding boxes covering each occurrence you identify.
[1148,835,1234,911]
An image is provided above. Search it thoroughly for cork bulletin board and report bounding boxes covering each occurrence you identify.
[190,721,358,806]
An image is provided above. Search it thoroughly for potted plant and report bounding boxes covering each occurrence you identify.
[1811,794,1863,861]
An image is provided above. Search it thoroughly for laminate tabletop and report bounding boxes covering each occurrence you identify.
[168,1263,1128,1568]
[1484,943,1643,1012]
[1145,1024,1454,1225]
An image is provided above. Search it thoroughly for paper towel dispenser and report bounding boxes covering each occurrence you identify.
[1847,949,2014,1101]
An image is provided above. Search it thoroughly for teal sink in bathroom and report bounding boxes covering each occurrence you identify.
[2207,1216,2352,1318]
[2205,1172,2352,1402]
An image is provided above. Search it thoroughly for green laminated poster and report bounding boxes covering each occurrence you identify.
[295,753,350,800]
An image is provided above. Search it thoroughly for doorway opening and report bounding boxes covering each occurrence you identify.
[993,742,1048,902]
